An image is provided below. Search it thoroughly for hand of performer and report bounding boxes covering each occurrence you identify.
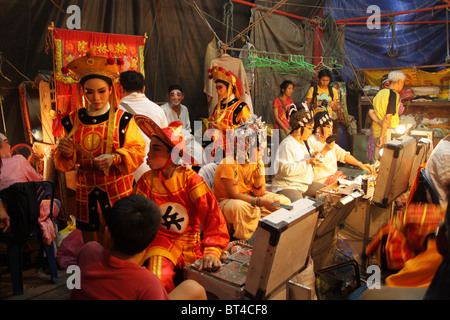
[93,154,114,171]
[199,254,221,272]
[261,197,280,212]
[252,165,263,181]
[359,162,373,174]
[57,137,75,158]
[308,157,323,167]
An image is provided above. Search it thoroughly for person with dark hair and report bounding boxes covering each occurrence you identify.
[305,69,340,116]
[118,70,168,181]
[308,111,372,184]
[132,117,229,293]
[273,80,295,141]
[0,133,42,191]
[71,194,207,300]
[212,116,290,241]
[206,66,250,160]
[55,51,146,245]
[161,85,205,167]
[161,85,191,133]
[272,106,325,203]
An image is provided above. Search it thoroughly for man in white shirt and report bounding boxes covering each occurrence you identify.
[160,85,191,134]
[119,71,168,181]
[425,134,450,205]
[160,85,205,168]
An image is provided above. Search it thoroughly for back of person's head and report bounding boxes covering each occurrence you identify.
[104,194,161,256]
[168,84,183,94]
[318,69,332,80]
[388,70,406,84]
[279,80,293,95]
[119,70,145,92]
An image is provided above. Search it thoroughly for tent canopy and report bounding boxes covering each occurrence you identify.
[0,0,447,146]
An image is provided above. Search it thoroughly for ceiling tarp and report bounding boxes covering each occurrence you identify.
[0,0,252,146]
[325,0,448,82]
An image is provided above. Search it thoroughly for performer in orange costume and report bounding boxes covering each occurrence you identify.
[207,66,250,160]
[133,116,229,292]
[54,50,145,245]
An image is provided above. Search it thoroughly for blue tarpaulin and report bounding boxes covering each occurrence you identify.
[325,0,448,81]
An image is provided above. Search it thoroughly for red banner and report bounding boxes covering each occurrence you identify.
[49,28,146,137]
[51,27,146,85]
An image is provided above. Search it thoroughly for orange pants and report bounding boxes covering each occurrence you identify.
[147,255,179,293]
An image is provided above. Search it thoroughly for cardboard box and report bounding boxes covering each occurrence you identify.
[184,198,322,300]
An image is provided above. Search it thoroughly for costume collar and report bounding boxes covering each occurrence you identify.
[79,103,112,125]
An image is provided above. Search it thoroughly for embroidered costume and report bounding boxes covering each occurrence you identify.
[207,66,250,158]
[54,51,145,235]
[132,116,229,292]
[55,107,145,231]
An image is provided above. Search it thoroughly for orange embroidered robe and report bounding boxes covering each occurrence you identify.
[210,98,250,156]
[133,166,229,266]
[54,107,145,231]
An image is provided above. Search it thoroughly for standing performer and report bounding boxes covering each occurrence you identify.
[132,116,229,293]
[54,50,145,245]
[207,66,250,161]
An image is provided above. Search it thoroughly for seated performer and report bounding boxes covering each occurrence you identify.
[271,106,325,203]
[55,50,146,245]
[212,115,291,241]
[132,116,229,293]
[308,111,373,184]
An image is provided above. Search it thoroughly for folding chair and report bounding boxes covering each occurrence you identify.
[0,181,58,295]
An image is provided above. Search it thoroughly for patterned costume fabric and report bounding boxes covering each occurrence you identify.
[133,166,229,289]
[365,202,445,271]
[209,98,250,157]
[54,107,145,231]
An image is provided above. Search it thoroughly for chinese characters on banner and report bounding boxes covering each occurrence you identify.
[49,27,146,137]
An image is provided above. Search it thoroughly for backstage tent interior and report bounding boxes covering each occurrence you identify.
[0,0,448,300]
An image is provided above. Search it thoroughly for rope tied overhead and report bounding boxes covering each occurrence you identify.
[386,13,399,59]
[225,0,290,48]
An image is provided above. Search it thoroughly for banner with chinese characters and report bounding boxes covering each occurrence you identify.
[51,27,146,85]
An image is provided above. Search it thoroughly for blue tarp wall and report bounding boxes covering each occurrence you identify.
[325,0,448,82]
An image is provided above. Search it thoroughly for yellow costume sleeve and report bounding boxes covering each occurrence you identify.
[114,117,146,175]
[53,122,77,172]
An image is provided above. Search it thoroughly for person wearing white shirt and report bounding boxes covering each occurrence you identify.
[308,111,372,184]
[425,134,450,205]
[119,71,168,181]
[161,85,205,168]
[272,108,325,202]
[160,85,192,134]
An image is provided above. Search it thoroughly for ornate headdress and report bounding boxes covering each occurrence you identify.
[61,49,123,84]
[296,102,314,127]
[314,111,332,126]
[233,114,267,164]
[134,115,197,167]
[207,66,243,101]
